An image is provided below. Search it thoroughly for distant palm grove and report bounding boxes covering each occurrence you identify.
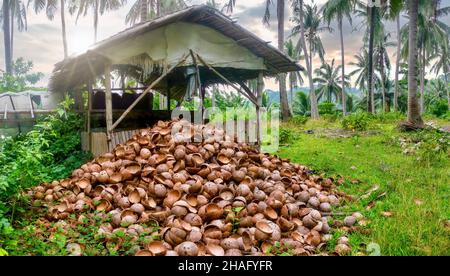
[1,0,450,128]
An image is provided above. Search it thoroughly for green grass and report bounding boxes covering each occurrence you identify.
[277,119,450,256]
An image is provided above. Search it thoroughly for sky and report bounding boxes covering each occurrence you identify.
[0,0,449,91]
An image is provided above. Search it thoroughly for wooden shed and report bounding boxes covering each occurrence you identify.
[48,5,302,156]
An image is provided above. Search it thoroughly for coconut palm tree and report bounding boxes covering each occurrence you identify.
[385,0,405,112]
[226,0,293,121]
[401,1,449,114]
[430,46,450,108]
[314,59,350,104]
[1,0,28,60]
[322,0,355,115]
[285,39,304,110]
[74,0,125,43]
[405,0,424,128]
[2,0,13,73]
[292,0,319,119]
[349,49,378,90]
[29,0,74,58]
[355,1,386,113]
[291,1,330,70]
[0,0,27,68]
[126,0,186,25]
[373,32,395,112]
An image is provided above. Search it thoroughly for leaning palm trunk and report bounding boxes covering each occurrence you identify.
[339,17,346,116]
[419,47,425,114]
[394,16,401,112]
[367,6,376,113]
[406,0,424,127]
[277,0,291,121]
[60,0,68,58]
[298,0,319,119]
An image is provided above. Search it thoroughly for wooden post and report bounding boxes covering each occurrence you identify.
[87,80,93,151]
[28,93,35,119]
[256,72,264,149]
[3,104,8,120]
[167,81,171,111]
[201,86,206,123]
[104,63,113,150]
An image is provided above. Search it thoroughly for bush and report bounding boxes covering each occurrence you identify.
[0,96,91,254]
[318,102,336,115]
[279,127,295,144]
[429,100,449,118]
[374,112,405,123]
[290,115,308,125]
[341,111,372,131]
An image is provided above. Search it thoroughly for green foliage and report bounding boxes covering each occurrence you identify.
[290,115,309,125]
[0,96,91,253]
[293,91,311,116]
[318,102,337,115]
[399,129,450,164]
[429,100,449,118]
[279,127,296,144]
[0,58,44,92]
[373,112,405,123]
[341,111,372,131]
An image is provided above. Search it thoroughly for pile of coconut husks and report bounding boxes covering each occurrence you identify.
[29,119,359,256]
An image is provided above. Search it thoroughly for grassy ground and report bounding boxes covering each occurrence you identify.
[277,117,450,256]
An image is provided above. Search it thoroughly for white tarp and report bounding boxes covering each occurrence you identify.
[99,22,266,74]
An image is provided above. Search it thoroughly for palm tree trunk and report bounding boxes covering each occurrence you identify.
[407,0,424,127]
[60,0,68,58]
[446,71,450,109]
[94,0,99,43]
[298,0,319,119]
[3,0,12,74]
[380,52,386,112]
[367,6,376,113]
[394,15,401,112]
[141,0,148,22]
[10,4,14,60]
[419,47,425,114]
[339,17,346,116]
[371,60,375,112]
[277,0,291,121]
[289,77,293,111]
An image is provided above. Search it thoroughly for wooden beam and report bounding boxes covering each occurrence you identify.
[87,80,93,151]
[237,81,258,103]
[167,81,171,111]
[111,53,189,131]
[256,72,264,149]
[3,104,7,120]
[104,63,113,149]
[189,49,202,98]
[195,53,258,106]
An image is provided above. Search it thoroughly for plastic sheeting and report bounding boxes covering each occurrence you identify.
[100,22,266,74]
